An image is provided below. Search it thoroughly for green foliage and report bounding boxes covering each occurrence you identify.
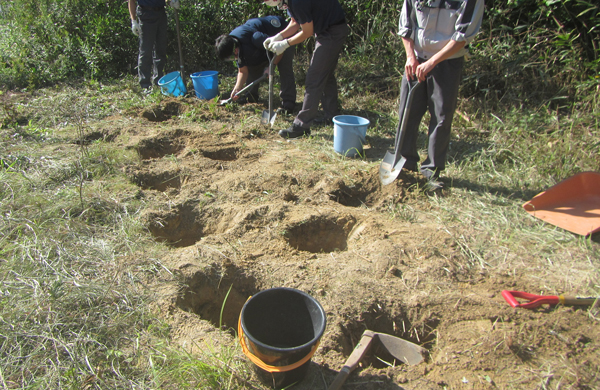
[0,0,599,112]
[466,0,600,109]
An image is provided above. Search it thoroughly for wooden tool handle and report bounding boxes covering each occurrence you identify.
[560,295,599,306]
[327,367,351,390]
[327,331,375,390]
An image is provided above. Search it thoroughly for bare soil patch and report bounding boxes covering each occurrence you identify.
[111,97,599,389]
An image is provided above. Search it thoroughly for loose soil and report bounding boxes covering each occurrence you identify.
[106,96,599,389]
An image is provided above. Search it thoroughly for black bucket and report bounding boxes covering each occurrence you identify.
[239,287,326,389]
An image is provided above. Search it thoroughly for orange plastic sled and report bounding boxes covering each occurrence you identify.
[523,172,600,236]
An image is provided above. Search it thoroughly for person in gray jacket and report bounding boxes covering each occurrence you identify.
[395,0,484,189]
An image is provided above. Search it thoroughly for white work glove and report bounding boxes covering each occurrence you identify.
[263,33,283,50]
[131,19,141,36]
[268,39,290,56]
[170,0,180,9]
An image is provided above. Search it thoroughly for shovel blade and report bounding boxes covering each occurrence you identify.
[260,110,270,125]
[375,332,427,366]
[379,151,406,185]
[261,110,277,126]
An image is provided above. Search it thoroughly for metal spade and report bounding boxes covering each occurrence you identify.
[327,330,427,390]
[379,79,421,185]
[218,73,267,106]
[261,51,277,126]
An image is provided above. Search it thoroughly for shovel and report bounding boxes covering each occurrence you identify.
[379,78,420,185]
[327,330,427,390]
[174,8,185,81]
[218,73,267,106]
[261,51,277,126]
[501,290,599,310]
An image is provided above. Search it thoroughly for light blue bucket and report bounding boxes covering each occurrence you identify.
[158,71,187,97]
[332,115,370,157]
[191,71,219,100]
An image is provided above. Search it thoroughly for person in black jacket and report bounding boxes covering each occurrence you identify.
[128,0,180,89]
[216,16,296,112]
[263,0,348,138]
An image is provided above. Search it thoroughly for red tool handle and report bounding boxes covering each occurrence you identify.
[501,290,598,309]
[501,290,559,309]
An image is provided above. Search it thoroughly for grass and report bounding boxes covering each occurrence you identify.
[1,49,599,388]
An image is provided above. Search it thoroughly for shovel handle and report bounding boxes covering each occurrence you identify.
[327,331,375,390]
[501,290,598,309]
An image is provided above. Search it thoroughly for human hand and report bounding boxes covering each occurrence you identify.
[415,60,436,82]
[170,0,180,9]
[268,39,289,56]
[404,56,419,81]
[263,33,283,50]
[131,20,141,36]
[231,87,241,100]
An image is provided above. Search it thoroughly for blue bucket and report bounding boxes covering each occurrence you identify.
[158,71,187,97]
[332,115,370,157]
[191,71,219,100]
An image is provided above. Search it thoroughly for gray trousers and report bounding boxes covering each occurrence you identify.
[294,23,349,129]
[246,47,296,109]
[398,56,464,172]
[137,7,168,88]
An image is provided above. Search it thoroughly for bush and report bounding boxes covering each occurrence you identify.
[0,0,598,110]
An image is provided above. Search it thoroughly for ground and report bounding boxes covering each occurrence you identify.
[92,95,598,389]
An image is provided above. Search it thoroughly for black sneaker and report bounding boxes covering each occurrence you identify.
[279,124,311,139]
[314,116,333,126]
[421,168,440,180]
[277,107,293,115]
[421,168,444,190]
[403,161,419,172]
[425,179,445,191]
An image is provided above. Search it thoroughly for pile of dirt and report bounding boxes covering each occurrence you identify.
[109,98,599,389]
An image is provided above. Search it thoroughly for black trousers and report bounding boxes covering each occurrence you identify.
[137,6,168,88]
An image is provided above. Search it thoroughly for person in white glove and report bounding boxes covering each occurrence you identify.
[128,0,170,89]
[263,0,348,139]
[215,16,296,112]
[268,39,290,56]
[263,33,283,50]
[131,19,141,36]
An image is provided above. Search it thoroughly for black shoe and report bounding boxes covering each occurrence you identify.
[425,179,445,191]
[421,168,440,180]
[403,161,419,172]
[314,116,333,126]
[279,124,311,139]
[421,168,444,190]
[277,106,293,115]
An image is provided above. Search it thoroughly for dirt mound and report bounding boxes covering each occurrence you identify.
[118,99,599,389]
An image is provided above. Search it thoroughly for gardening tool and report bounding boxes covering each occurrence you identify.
[174,8,184,81]
[379,78,421,185]
[218,73,267,106]
[260,51,277,126]
[327,330,426,390]
[522,171,600,236]
[501,290,599,310]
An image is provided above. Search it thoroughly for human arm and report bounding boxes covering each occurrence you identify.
[282,19,312,46]
[128,0,141,36]
[414,40,466,81]
[263,18,300,49]
[268,18,311,55]
[128,0,136,21]
[401,37,419,81]
[232,66,249,100]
